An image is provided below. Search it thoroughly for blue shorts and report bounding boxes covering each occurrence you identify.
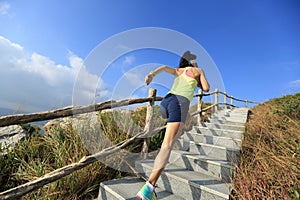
[160,93,190,123]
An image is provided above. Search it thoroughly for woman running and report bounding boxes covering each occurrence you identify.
[136,50,210,200]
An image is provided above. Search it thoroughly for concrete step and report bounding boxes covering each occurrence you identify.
[212,111,248,117]
[136,160,230,200]
[205,118,246,127]
[192,126,243,140]
[215,108,249,114]
[214,109,249,114]
[98,176,185,200]
[175,139,240,163]
[210,109,249,123]
[182,132,242,149]
[169,150,235,182]
[98,106,248,200]
[210,115,248,123]
[199,122,245,132]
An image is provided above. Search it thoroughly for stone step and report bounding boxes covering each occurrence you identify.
[214,109,249,114]
[98,176,185,200]
[192,126,243,140]
[98,106,249,200]
[199,122,245,132]
[215,108,249,113]
[169,150,235,182]
[182,132,242,149]
[210,115,248,123]
[175,139,239,163]
[206,118,246,127]
[212,111,248,117]
[136,160,230,200]
[210,109,249,122]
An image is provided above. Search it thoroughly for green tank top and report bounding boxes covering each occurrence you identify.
[169,67,197,102]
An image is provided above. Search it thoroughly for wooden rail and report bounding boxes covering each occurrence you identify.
[0,88,259,199]
[194,88,259,107]
[0,97,163,128]
[193,88,259,124]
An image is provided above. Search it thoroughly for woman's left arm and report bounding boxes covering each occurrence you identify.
[145,65,177,85]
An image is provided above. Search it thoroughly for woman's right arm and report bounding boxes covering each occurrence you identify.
[145,65,177,85]
[198,68,210,92]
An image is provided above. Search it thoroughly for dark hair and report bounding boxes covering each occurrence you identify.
[179,50,197,68]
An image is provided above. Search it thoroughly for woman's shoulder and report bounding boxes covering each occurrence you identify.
[175,67,200,75]
[187,67,201,74]
[175,67,185,75]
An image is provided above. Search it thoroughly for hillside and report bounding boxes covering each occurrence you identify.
[0,93,299,199]
[232,93,300,199]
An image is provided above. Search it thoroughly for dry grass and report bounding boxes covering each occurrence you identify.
[0,106,166,199]
[11,120,123,200]
[231,93,300,200]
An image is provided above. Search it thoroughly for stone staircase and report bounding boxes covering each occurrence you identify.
[98,107,249,200]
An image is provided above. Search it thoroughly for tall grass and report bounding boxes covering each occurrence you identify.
[1,120,124,199]
[232,93,300,199]
[0,105,166,199]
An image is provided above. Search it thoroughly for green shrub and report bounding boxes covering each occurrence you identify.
[272,93,300,120]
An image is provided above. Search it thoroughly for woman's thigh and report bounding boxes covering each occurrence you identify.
[161,121,183,148]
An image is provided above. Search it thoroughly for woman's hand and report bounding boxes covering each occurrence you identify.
[145,74,154,86]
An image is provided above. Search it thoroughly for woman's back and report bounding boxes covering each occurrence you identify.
[169,67,198,102]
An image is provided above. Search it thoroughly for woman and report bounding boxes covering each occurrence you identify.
[136,51,210,200]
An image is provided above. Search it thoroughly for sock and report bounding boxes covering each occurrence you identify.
[146,181,155,192]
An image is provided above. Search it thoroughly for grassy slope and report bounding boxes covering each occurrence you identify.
[232,93,300,199]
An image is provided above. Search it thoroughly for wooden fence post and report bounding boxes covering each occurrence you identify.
[197,89,203,125]
[214,88,219,111]
[223,92,227,109]
[142,88,156,157]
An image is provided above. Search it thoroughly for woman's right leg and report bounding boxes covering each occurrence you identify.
[136,122,183,199]
[147,121,183,186]
[136,94,187,199]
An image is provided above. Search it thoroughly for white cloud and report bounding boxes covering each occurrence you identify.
[122,56,135,65]
[124,71,144,86]
[289,80,300,88]
[0,2,10,15]
[0,36,108,113]
[283,79,300,95]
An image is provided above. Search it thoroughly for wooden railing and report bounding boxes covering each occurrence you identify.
[0,88,259,199]
[193,88,259,124]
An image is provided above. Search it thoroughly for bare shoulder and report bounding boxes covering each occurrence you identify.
[196,68,204,74]
[188,67,201,76]
[175,68,184,75]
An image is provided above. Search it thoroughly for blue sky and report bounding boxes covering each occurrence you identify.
[0,0,299,113]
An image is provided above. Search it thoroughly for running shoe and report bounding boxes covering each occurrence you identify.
[136,182,157,200]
